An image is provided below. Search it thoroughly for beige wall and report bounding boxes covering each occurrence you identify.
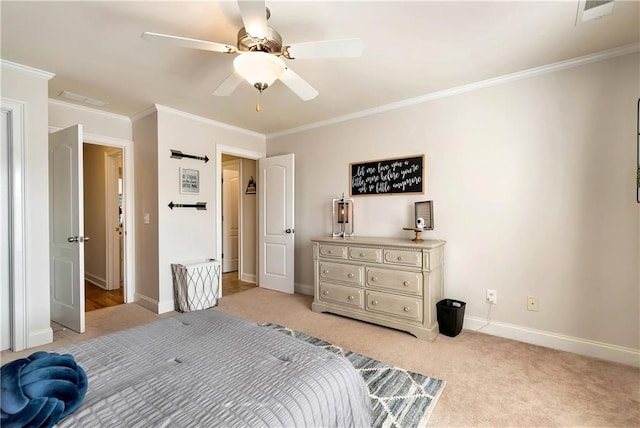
[132,112,160,306]
[134,105,265,312]
[1,62,53,347]
[267,53,640,361]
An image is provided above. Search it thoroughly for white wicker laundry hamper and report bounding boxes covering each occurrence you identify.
[171,260,221,312]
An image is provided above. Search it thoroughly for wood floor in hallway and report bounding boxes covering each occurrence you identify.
[84,272,256,311]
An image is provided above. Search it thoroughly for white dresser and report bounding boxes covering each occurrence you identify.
[311,236,445,340]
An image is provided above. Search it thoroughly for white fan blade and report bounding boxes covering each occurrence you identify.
[284,38,364,59]
[141,32,236,54]
[237,0,268,39]
[213,71,244,96]
[279,67,318,101]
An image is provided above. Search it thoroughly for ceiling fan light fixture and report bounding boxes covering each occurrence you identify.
[233,52,285,92]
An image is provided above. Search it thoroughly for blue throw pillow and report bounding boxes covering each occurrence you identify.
[1,351,88,428]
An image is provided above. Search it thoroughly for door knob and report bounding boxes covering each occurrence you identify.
[67,236,90,243]
[285,228,294,234]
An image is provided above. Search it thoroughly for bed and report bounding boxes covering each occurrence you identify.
[50,310,372,427]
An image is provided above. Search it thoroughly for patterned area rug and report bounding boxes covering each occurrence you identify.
[261,323,446,428]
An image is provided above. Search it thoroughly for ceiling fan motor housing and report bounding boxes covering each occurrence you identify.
[237,27,283,54]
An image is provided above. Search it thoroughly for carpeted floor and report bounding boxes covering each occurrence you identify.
[3,287,639,426]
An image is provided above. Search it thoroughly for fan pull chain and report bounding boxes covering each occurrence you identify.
[255,91,262,112]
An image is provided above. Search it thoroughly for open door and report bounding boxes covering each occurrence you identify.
[49,125,85,333]
[258,154,295,293]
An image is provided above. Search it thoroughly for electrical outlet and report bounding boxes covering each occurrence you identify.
[527,296,539,311]
[486,289,497,304]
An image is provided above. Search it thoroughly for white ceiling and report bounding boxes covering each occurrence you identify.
[1,1,638,135]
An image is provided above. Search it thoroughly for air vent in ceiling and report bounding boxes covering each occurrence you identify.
[576,0,615,25]
[59,90,108,107]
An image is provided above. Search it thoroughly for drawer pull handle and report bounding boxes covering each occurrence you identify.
[323,270,329,274]
[323,290,329,295]
[403,306,410,312]
[371,276,378,282]
[327,250,333,254]
[348,295,354,301]
[371,300,378,306]
[360,253,365,257]
[403,281,410,286]
[348,273,354,278]
[397,256,403,261]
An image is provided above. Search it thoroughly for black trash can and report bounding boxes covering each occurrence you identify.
[436,299,466,337]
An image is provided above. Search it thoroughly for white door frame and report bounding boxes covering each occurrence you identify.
[215,144,264,282]
[49,127,135,303]
[1,98,27,351]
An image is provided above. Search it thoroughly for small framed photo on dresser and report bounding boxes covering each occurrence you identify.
[414,200,434,230]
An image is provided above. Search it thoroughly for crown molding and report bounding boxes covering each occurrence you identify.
[154,104,264,139]
[1,59,55,80]
[267,42,640,139]
[131,104,265,139]
[48,98,131,123]
[130,104,158,122]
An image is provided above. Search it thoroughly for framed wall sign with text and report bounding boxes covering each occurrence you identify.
[180,168,200,194]
[350,155,424,196]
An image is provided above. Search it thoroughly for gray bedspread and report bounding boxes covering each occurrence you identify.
[56,310,372,427]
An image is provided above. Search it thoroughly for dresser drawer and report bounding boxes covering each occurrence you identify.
[366,268,422,296]
[319,282,364,308]
[319,261,363,285]
[366,291,422,321]
[383,249,422,268]
[319,244,348,259]
[349,246,382,263]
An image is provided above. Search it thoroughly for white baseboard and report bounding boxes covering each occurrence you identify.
[134,293,174,314]
[295,282,314,296]
[157,299,175,314]
[85,272,107,289]
[240,273,256,284]
[29,326,53,348]
[464,316,640,368]
[134,293,157,313]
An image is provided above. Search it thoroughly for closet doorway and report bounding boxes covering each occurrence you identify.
[83,143,125,311]
[221,154,257,295]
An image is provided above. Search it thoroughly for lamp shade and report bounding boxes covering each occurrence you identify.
[233,52,286,91]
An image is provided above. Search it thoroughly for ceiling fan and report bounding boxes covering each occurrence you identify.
[141,0,364,101]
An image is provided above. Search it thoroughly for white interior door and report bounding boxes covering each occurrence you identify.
[222,160,239,273]
[258,154,294,294]
[49,125,85,333]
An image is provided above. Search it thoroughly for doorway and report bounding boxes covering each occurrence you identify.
[222,158,239,274]
[220,153,258,295]
[82,143,125,311]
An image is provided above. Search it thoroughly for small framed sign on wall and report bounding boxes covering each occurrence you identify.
[180,168,200,194]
